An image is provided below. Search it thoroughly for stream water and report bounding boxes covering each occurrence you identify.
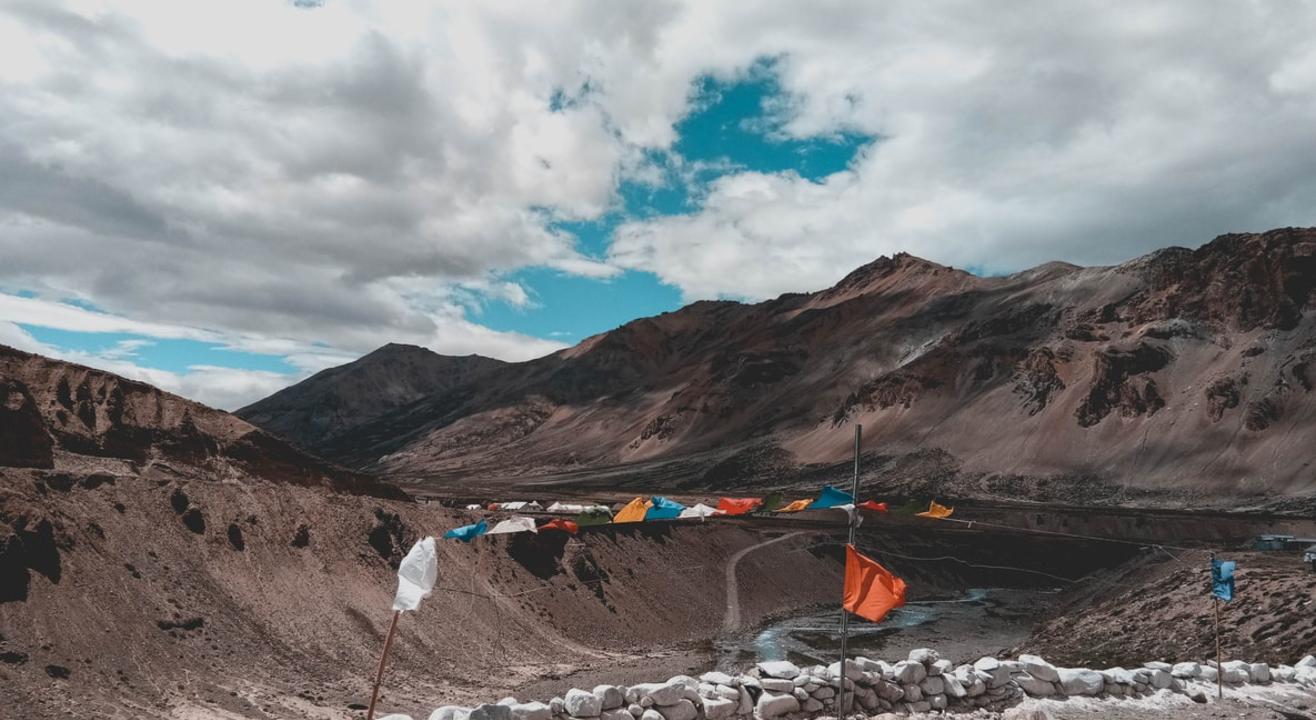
[711,587,1058,670]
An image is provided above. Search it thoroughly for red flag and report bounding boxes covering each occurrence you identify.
[716,497,762,516]
[539,519,579,534]
[843,544,906,623]
[858,500,888,512]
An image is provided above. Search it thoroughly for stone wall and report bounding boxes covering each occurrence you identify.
[382,651,1316,720]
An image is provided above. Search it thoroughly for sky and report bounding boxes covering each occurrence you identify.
[1,1,1314,410]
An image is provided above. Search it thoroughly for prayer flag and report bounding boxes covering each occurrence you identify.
[716,497,762,516]
[487,516,537,535]
[443,519,488,543]
[858,500,888,512]
[539,519,579,534]
[645,496,687,520]
[392,537,438,612]
[613,497,651,523]
[574,507,612,526]
[915,500,954,519]
[843,544,906,623]
[808,485,855,510]
[775,499,812,513]
[1212,558,1236,602]
[679,503,719,520]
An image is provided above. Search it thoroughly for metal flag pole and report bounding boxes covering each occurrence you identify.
[366,609,402,720]
[837,423,861,716]
[1211,553,1223,700]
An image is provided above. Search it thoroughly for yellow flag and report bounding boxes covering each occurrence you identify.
[915,500,954,519]
[612,497,652,523]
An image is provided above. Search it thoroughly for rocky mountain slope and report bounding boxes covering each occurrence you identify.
[242,228,1316,506]
[0,344,403,499]
[237,343,504,452]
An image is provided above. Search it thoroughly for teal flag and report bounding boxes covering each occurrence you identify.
[1211,558,1235,602]
[444,519,488,543]
[807,485,854,510]
[645,496,686,520]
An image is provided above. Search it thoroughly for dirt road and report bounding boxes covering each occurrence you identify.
[722,531,809,632]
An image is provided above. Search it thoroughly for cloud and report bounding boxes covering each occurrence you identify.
[0,0,1313,406]
[0,320,290,409]
[610,2,1316,299]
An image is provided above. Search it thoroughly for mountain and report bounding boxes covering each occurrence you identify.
[236,343,504,453]
[0,344,405,500]
[243,228,1316,507]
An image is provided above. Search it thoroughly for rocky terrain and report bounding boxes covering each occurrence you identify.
[239,228,1316,509]
[239,344,505,453]
[372,649,1316,720]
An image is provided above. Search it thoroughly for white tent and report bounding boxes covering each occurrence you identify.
[499,501,543,512]
[678,503,719,520]
[464,504,481,510]
[487,516,538,535]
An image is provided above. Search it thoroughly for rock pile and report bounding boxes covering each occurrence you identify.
[384,651,1316,720]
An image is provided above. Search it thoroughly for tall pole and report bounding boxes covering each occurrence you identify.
[367,610,402,720]
[837,424,861,716]
[1213,596,1223,699]
[1211,552,1223,700]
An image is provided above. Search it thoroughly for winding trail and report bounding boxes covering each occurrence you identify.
[723,531,809,632]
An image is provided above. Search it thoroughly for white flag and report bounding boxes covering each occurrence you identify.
[487,516,538,535]
[392,537,438,612]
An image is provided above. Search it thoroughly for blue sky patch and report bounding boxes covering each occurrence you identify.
[481,57,874,344]
[21,324,295,374]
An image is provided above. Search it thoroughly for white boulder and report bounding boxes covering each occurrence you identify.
[757,660,801,680]
[1058,668,1104,696]
[655,700,695,720]
[1019,655,1060,683]
[565,689,602,718]
[893,660,927,684]
[1171,662,1200,679]
[430,708,472,720]
[755,692,800,718]
[510,703,551,720]
[593,686,624,710]
[1249,663,1271,683]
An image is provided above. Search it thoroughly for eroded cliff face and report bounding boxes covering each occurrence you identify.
[246,229,1316,505]
[0,344,405,499]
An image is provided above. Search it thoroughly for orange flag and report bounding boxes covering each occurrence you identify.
[774,499,811,513]
[915,500,954,519]
[843,544,906,623]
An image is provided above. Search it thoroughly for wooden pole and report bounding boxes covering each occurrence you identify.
[837,424,861,716]
[367,610,402,720]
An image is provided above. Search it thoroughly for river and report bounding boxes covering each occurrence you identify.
[711,587,1059,669]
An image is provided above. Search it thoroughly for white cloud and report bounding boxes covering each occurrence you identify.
[0,0,1312,411]
[608,1,1316,300]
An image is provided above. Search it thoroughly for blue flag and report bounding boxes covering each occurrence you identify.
[444,519,488,543]
[1211,558,1235,602]
[645,496,687,520]
[807,485,855,510]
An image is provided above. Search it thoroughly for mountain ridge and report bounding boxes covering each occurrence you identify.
[241,228,1316,506]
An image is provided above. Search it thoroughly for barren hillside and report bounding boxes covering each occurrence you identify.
[243,228,1316,507]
